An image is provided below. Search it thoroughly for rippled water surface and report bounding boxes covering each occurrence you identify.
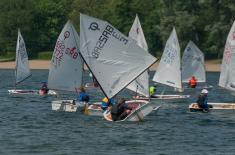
[0,69,235,155]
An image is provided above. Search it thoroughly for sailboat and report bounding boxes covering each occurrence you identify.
[182,41,213,89]
[85,14,151,116]
[152,28,190,100]
[8,29,56,96]
[189,21,235,111]
[127,14,150,97]
[49,21,85,112]
[80,13,159,121]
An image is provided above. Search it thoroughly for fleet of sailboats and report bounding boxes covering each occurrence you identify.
[6,13,235,118]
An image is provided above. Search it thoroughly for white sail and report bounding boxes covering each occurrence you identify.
[182,41,206,83]
[15,29,31,84]
[219,21,235,91]
[126,15,149,97]
[48,21,83,91]
[152,28,182,89]
[80,14,157,98]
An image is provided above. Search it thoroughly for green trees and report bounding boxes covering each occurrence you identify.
[0,0,36,56]
[0,0,234,59]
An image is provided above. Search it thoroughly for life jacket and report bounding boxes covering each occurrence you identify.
[190,78,197,86]
[101,98,115,108]
[101,98,109,108]
[150,86,156,96]
[196,94,206,108]
[111,102,125,115]
[79,92,89,102]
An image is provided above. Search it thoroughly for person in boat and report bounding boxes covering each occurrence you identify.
[101,97,115,110]
[196,89,209,112]
[76,87,90,102]
[39,82,49,95]
[93,78,99,87]
[188,76,197,88]
[89,72,99,87]
[111,98,132,121]
[149,85,157,97]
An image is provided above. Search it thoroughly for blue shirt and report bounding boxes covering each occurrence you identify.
[77,92,89,102]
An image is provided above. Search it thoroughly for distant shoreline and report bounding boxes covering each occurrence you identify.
[0,60,221,72]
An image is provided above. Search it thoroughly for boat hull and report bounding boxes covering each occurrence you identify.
[189,102,235,112]
[103,100,160,122]
[183,85,213,90]
[8,89,57,96]
[134,94,190,101]
[51,100,87,112]
[84,102,104,116]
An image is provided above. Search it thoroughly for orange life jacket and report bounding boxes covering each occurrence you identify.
[190,78,197,86]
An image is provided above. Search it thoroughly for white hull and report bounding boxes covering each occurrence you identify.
[84,102,104,116]
[134,94,190,101]
[183,85,213,90]
[189,102,235,112]
[51,100,87,112]
[103,100,160,122]
[8,89,57,96]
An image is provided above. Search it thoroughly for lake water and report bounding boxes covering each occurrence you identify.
[0,69,235,155]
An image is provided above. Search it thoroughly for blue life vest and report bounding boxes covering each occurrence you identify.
[77,92,89,102]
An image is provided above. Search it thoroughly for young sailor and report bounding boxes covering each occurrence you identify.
[189,76,197,88]
[196,89,209,112]
[39,82,49,95]
[76,87,89,102]
[101,97,115,110]
[111,98,132,121]
[149,85,157,97]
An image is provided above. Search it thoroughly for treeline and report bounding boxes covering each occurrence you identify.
[0,0,235,59]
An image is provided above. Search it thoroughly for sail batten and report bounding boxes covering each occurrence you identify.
[182,41,206,83]
[152,28,182,89]
[15,29,31,85]
[48,21,83,91]
[80,14,157,98]
[219,21,235,91]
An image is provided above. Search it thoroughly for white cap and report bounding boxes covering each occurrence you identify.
[201,89,208,94]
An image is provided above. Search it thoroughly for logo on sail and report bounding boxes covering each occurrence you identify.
[64,31,70,40]
[89,22,100,31]
[163,44,177,65]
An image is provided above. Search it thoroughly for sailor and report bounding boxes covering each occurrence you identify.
[189,76,197,88]
[196,89,209,112]
[39,82,49,95]
[93,78,99,87]
[149,85,157,97]
[101,97,115,110]
[76,87,89,102]
[111,98,132,121]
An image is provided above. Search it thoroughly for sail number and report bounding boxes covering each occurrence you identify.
[53,40,64,66]
[163,44,177,65]
[65,47,78,59]
[92,24,129,59]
